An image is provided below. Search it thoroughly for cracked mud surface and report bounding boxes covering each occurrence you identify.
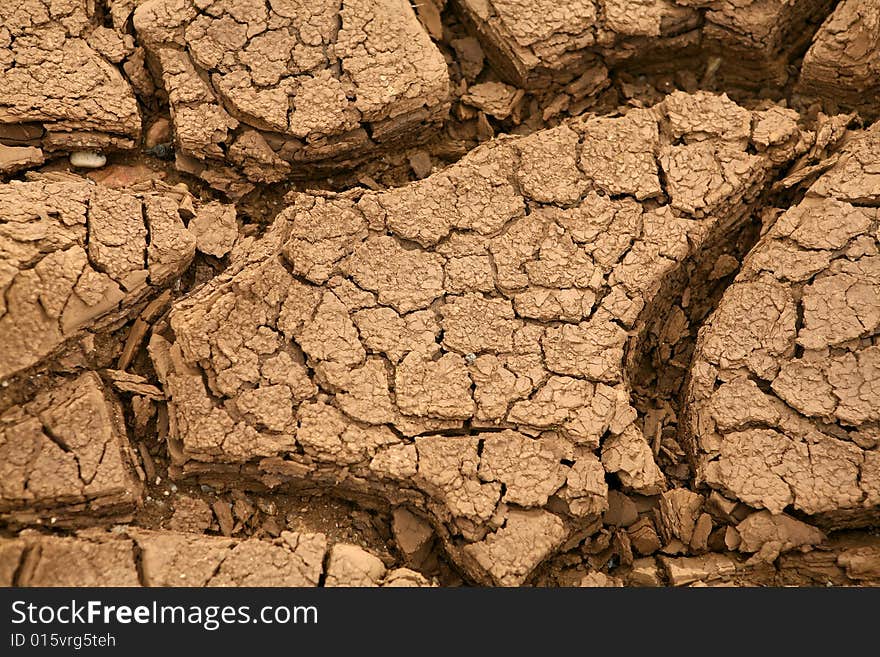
[1,0,879,588]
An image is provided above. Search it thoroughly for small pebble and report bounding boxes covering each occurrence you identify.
[144,117,171,148]
[69,151,107,169]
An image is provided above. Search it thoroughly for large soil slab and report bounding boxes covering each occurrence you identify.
[684,121,880,530]
[131,0,451,196]
[0,0,141,174]
[797,0,880,121]
[0,175,223,381]
[0,528,431,587]
[150,91,813,584]
[452,0,835,91]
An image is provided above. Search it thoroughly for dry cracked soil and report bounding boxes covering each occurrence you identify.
[1,0,879,588]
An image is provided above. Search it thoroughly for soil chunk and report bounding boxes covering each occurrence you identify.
[0,177,209,381]
[0,0,140,163]
[797,0,880,121]
[0,529,432,587]
[0,373,142,527]
[131,0,451,194]
[452,0,834,94]
[684,122,880,531]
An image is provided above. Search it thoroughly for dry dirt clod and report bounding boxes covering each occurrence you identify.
[0,0,141,160]
[129,0,451,195]
[392,508,435,568]
[453,0,835,97]
[212,501,235,538]
[0,177,205,382]
[684,122,880,533]
[0,373,142,528]
[796,0,880,121]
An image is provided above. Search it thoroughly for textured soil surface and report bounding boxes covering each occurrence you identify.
[1,0,878,587]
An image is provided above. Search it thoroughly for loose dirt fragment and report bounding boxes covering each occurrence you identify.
[0,144,44,175]
[0,373,141,526]
[168,495,214,533]
[657,488,703,546]
[578,571,622,587]
[659,552,738,586]
[0,529,431,587]
[392,508,435,567]
[188,203,238,258]
[0,0,140,164]
[685,122,880,531]
[735,511,825,563]
[628,518,662,556]
[151,92,812,584]
[797,0,880,120]
[0,177,204,381]
[131,0,451,193]
[462,82,524,120]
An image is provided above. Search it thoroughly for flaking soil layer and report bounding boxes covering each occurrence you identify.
[1,0,879,587]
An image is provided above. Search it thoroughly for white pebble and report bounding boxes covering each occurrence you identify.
[69,151,107,168]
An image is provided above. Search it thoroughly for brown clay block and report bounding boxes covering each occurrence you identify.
[797,0,880,121]
[452,0,834,93]
[0,530,433,587]
[0,176,226,381]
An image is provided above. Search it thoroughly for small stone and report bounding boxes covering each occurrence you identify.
[70,151,107,169]
[408,151,433,179]
[145,118,172,148]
